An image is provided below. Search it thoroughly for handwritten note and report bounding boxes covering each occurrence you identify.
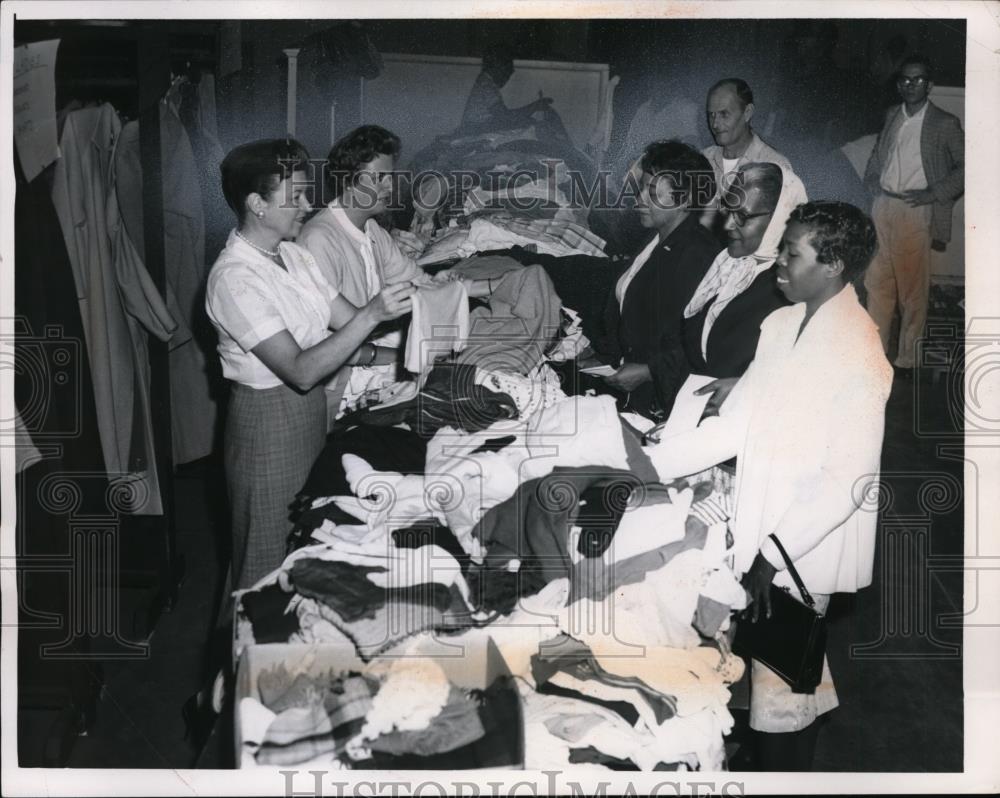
[13,39,60,182]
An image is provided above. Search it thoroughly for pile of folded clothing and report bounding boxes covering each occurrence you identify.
[237,638,522,769]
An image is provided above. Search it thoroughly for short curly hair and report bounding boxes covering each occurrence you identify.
[788,201,878,283]
[325,124,401,199]
[639,140,717,210]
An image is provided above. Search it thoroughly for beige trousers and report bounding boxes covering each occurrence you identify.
[864,194,932,368]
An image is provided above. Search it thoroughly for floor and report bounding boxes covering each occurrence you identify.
[17,368,964,772]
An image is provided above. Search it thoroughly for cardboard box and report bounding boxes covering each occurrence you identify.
[234,635,523,769]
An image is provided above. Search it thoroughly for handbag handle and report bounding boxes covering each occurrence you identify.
[767,534,815,609]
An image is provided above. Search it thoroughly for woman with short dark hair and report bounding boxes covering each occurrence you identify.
[649,200,893,771]
[323,124,402,201]
[206,138,414,592]
[298,125,447,422]
[588,139,722,418]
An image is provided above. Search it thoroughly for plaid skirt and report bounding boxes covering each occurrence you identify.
[225,381,327,591]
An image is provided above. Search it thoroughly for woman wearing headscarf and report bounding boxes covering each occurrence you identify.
[647,201,893,770]
[651,161,808,422]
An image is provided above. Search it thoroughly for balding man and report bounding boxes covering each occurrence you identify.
[703,78,793,205]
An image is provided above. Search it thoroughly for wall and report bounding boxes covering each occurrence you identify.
[362,53,609,159]
[212,17,967,274]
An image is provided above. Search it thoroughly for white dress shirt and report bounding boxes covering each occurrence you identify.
[880,101,929,193]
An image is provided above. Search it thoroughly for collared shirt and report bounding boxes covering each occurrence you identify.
[880,101,929,193]
[607,214,720,373]
[298,199,428,308]
[297,199,431,414]
[327,200,384,300]
[205,230,339,389]
[703,133,793,202]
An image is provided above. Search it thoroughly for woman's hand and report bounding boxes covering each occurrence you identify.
[366,282,415,324]
[741,551,778,623]
[575,349,604,371]
[604,362,651,392]
[695,376,739,420]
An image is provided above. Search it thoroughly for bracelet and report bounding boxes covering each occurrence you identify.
[353,344,374,366]
[364,344,378,366]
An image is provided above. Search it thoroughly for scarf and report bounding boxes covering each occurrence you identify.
[683,167,807,358]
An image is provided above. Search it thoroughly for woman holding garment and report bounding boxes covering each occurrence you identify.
[205,138,414,594]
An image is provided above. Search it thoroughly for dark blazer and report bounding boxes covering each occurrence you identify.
[598,213,722,367]
[651,264,790,417]
[594,213,721,418]
[863,101,964,243]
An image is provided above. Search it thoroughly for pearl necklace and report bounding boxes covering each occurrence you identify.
[236,230,280,258]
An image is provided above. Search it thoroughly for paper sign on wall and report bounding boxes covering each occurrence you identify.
[13,39,61,182]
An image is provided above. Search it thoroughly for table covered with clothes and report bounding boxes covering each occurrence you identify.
[228,252,749,772]
[231,400,747,770]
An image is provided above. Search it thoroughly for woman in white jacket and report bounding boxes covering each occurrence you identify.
[648,200,893,770]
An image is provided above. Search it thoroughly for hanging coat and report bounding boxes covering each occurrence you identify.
[115,93,220,465]
[50,103,181,514]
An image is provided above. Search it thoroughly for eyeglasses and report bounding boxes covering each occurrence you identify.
[897,75,929,87]
[722,207,772,227]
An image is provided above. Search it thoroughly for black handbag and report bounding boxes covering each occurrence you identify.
[732,534,827,694]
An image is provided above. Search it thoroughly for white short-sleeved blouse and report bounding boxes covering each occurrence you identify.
[206,230,340,389]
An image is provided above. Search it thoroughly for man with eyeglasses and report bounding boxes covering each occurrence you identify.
[862,54,964,377]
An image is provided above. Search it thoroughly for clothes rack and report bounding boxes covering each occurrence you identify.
[14,18,219,765]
